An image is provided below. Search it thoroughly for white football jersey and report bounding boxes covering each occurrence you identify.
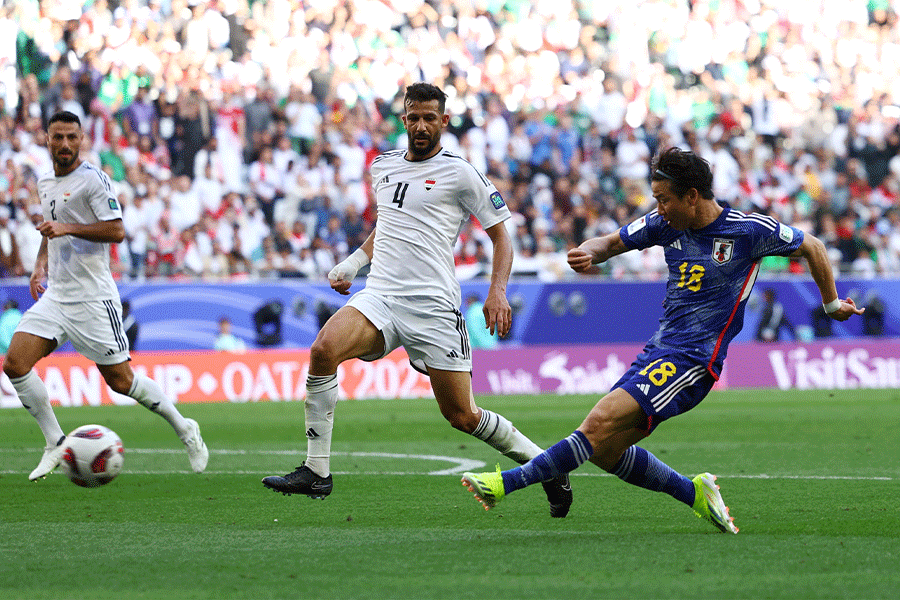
[366,148,510,306]
[37,162,122,302]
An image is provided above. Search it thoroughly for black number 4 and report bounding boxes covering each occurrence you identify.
[392,183,409,208]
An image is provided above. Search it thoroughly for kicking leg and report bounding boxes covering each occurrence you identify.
[431,368,572,517]
[461,388,643,509]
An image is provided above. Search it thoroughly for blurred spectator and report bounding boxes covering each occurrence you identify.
[173,88,213,178]
[0,205,24,277]
[464,293,498,350]
[244,85,276,162]
[151,210,180,277]
[755,289,795,342]
[284,87,322,155]
[169,174,202,232]
[862,290,885,336]
[248,145,284,226]
[121,299,139,352]
[122,84,157,141]
[0,299,21,355]
[1,0,900,286]
[214,316,246,353]
[122,187,153,280]
[331,126,368,213]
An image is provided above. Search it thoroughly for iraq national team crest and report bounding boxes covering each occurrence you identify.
[712,238,734,264]
[424,179,436,191]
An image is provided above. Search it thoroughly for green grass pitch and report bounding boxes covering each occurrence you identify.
[1,389,898,600]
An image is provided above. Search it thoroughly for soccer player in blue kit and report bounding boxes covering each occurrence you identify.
[461,147,863,533]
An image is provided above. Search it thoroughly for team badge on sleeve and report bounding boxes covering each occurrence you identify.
[627,215,647,235]
[779,223,793,242]
[489,191,505,209]
[712,238,734,264]
[108,197,119,210]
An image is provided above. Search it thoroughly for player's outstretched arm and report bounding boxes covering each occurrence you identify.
[483,222,513,337]
[793,233,865,322]
[567,231,630,274]
[328,228,375,295]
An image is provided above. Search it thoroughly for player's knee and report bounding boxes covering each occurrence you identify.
[445,409,479,433]
[103,372,133,395]
[2,356,30,380]
[580,407,614,439]
[309,337,340,371]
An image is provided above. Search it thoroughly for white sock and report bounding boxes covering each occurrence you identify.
[471,409,543,464]
[128,373,190,439]
[304,374,338,477]
[10,370,65,446]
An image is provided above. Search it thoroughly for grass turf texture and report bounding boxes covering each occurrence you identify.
[1,389,898,600]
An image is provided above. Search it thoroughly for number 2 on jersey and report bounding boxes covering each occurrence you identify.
[392,182,409,208]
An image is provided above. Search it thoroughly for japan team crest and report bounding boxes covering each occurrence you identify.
[712,238,734,264]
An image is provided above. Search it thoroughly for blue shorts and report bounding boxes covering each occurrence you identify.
[612,347,716,433]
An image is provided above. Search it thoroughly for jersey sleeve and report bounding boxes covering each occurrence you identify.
[747,214,804,259]
[456,162,510,230]
[86,165,122,221]
[619,210,679,250]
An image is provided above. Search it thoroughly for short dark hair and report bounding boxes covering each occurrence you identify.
[48,110,82,128]
[651,147,714,200]
[404,83,447,114]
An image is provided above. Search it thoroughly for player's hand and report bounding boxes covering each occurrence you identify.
[567,247,599,274]
[328,263,357,296]
[828,297,865,322]
[483,291,512,338]
[328,249,369,295]
[29,268,46,300]
[329,277,353,295]
[36,221,70,239]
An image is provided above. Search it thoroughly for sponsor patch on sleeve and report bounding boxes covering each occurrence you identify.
[108,197,119,210]
[489,191,505,209]
[779,223,793,243]
[627,215,647,235]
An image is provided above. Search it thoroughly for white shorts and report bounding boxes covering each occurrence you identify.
[346,290,471,374]
[15,296,131,365]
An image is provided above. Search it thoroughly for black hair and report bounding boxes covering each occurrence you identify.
[651,147,714,200]
[48,110,82,128]
[404,83,447,114]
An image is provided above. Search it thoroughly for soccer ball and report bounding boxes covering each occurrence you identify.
[59,425,125,488]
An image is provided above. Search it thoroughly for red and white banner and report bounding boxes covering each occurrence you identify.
[3,338,900,408]
[0,349,433,408]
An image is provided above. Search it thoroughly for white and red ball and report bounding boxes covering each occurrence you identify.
[59,425,125,488]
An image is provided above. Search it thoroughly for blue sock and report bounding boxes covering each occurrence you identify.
[612,446,695,506]
[501,431,593,494]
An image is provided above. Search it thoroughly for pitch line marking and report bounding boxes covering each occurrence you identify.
[3,448,897,480]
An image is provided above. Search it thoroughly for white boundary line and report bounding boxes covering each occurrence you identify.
[1,448,897,480]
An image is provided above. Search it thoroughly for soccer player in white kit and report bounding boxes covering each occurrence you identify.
[261,83,572,517]
[2,111,209,480]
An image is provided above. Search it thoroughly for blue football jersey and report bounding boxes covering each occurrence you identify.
[619,206,804,378]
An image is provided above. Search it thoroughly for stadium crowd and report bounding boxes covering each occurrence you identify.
[1,0,900,284]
